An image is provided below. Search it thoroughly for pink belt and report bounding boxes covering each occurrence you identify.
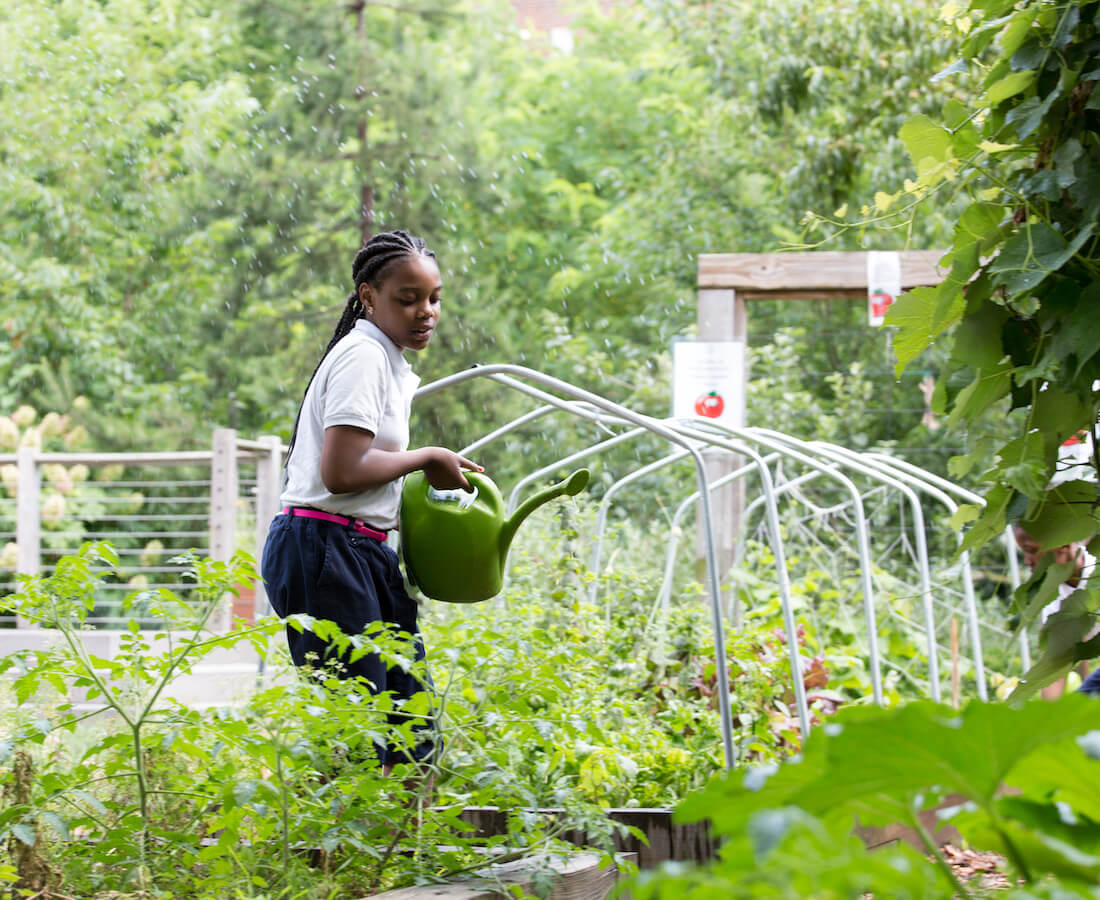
[281,506,388,542]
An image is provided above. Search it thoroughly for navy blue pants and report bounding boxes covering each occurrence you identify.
[1079,668,1100,695]
[261,512,438,765]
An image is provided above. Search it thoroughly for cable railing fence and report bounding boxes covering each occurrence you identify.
[0,429,283,631]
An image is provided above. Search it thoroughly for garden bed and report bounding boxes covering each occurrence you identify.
[372,850,633,900]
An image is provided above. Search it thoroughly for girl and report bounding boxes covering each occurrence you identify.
[261,229,478,767]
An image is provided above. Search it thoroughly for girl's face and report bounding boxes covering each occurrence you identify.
[360,254,442,352]
[1014,527,1083,574]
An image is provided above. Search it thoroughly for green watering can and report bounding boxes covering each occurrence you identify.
[399,468,590,604]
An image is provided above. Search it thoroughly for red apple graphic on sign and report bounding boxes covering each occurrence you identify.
[695,391,724,418]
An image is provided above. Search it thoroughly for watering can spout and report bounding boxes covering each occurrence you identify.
[499,468,590,562]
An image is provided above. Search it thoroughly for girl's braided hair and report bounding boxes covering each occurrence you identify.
[284,229,436,468]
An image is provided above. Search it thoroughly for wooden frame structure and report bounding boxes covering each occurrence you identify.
[694,250,946,583]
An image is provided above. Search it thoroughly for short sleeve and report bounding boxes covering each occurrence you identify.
[321,339,389,435]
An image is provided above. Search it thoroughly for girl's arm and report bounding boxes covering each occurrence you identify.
[320,424,478,494]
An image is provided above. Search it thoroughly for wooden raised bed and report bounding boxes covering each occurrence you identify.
[372,850,633,900]
[371,806,715,900]
[454,807,717,870]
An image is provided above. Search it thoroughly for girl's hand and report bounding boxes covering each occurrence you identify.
[422,448,481,491]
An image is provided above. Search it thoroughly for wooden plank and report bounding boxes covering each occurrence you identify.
[371,851,631,900]
[739,289,868,301]
[697,250,946,292]
[2,451,215,465]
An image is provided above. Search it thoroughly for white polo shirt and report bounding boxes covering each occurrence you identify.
[1042,549,1097,625]
[281,319,421,529]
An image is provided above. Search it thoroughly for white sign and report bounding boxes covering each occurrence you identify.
[867,250,902,327]
[672,341,745,429]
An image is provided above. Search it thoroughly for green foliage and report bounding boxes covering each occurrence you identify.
[1,0,970,483]
[871,0,1100,694]
[628,695,1100,899]
[0,518,895,896]
[2,542,642,897]
[0,0,261,441]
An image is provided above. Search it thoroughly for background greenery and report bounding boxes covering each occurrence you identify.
[1,0,973,478]
[3,1,1100,897]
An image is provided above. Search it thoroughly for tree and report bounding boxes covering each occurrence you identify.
[0,0,261,442]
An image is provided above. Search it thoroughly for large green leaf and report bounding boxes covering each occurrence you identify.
[1010,737,1100,823]
[959,483,1014,554]
[1032,384,1094,436]
[886,284,965,376]
[996,431,1052,497]
[899,115,955,169]
[1020,480,1100,549]
[986,69,1037,105]
[798,700,1100,812]
[1050,281,1100,378]
[955,201,1005,248]
[678,698,1100,841]
[950,300,1009,369]
[947,360,1013,426]
[990,223,1096,296]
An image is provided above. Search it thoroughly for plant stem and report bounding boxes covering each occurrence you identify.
[137,580,224,723]
[277,744,291,878]
[55,623,134,729]
[910,813,974,900]
[991,814,1033,884]
[131,724,149,875]
[143,788,215,800]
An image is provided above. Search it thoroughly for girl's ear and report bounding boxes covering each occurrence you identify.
[358,282,374,314]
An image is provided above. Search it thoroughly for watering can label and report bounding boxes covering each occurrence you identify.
[399,468,590,604]
[427,484,480,509]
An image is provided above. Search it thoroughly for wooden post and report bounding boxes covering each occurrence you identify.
[695,289,746,615]
[209,428,238,632]
[695,250,947,620]
[209,428,238,563]
[14,447,40,628]
[253,435,283,617]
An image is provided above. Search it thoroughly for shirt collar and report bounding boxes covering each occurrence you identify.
[354,319,412,376]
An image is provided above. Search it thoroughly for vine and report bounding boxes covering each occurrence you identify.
[881,0,1100,697]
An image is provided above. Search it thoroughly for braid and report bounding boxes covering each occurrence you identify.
[284,230,436,469]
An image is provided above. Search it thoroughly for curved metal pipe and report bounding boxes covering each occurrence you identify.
[865,452,1031,672]
[657,455,775,614]
[413,365,738,770]
[675,420,885,707]
[822,443,990,700]
[658,420,812,736]
[756,433,944,702]
[588,447,701,605]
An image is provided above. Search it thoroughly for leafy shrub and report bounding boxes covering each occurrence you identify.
[0,544,629,898]
[629,695,1100,899]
